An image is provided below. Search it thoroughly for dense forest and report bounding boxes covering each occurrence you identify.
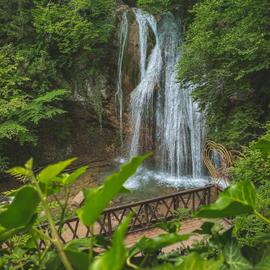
[0,0,270,269]
[0,0,116,171]
[1,0,270,171]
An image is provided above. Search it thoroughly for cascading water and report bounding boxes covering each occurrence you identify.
[116,11,129,146]
[116,8,207,188]
[129,8,162,158]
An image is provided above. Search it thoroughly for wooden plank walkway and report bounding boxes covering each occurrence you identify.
[124,218,231,252]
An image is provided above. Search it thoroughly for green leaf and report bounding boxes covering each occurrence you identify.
[134,233,190,254]
[94,235,111,249]
[65,249,89,270]
[194,221,215,235]
[78,154,150,226]
[25,158,33,170]
[156,219,181,233]
[65,238,93,250]
[178,252,223,270]
[38,158,77,183]
[255,253,270,270]
[0,226,25,242]
[252,139,270,158]
[7,158,34,181]
[43,251,64,270]
[224,241,253,270]
[151,264,175,270]
[61,166,88,186]
[0,186,40,229]
[7,166,32,181]
[195,181,256,218]
[64,236,94,270]
[89,216,131,270]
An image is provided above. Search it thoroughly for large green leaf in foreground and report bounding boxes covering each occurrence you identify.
[0,186,40,229]
[89,216,131,270]
[195,181,256,218]
[223,241,253,270]
[78,154,150,227]
[134,233,190,254]
[178,252,222,270]
[255,252,270,270]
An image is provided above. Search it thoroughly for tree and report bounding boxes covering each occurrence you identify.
[0,0,116,170]
[179,0,270,148]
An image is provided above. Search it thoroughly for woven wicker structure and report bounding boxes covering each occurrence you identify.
[203,140,239,186]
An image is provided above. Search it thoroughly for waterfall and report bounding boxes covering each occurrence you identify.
[129,8,162,157]
[116,11,129,146]
[117,8,206,181]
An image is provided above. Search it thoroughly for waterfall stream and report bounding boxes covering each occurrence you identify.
[116,11,129,146]
[116,8,207,188]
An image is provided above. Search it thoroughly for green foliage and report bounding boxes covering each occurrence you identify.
[223,241,253,270]
[32,0,115,67]
[1,155,270,269]
[0,186,39,229]
[178,252,223,270]
[78,153,150,226]
[133,233,189,254]
[0,46,67,170]
[179,0,270,148]
[195,181,256,218]
[137,0,177,13]
[0,0,116,171]
[230,128,270,247]
[136,0,198,19]
[90,216,131,270]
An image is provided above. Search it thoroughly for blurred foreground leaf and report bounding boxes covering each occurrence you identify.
[78,154,150,226]
[195,181,256,218]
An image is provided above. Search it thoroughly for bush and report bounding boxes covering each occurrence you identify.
[0,155,270,269]
[231,126,270,247]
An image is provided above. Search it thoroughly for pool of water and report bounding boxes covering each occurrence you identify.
[99,160,212,205]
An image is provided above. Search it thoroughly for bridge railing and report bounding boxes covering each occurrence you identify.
[39,184,217,247]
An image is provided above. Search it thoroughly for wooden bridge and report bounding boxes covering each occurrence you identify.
[40,184,220,248]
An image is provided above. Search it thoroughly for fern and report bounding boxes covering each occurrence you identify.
[32,89,68,104]
[0,121,37,146]
[15,89,67,125]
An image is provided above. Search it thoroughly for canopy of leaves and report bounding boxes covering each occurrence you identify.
[1,156,270,269]
[231,126,270,247]
[137,0,197,21]
[0,0,116,170]
[137,0,178,13]
[178,0,270,148]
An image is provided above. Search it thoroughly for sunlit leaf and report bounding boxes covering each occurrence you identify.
[25,158,33,170]
[195,181,256,218]
[61,166,88,186]
[89,216,131,270]
[7,166,32,181]
[38,158,77,183]
[0,186,40,229]
[156,219,181,233]
[78,154,150,226]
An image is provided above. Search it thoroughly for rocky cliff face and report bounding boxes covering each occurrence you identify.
[39,3,166,167]
[38,4,136,165]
